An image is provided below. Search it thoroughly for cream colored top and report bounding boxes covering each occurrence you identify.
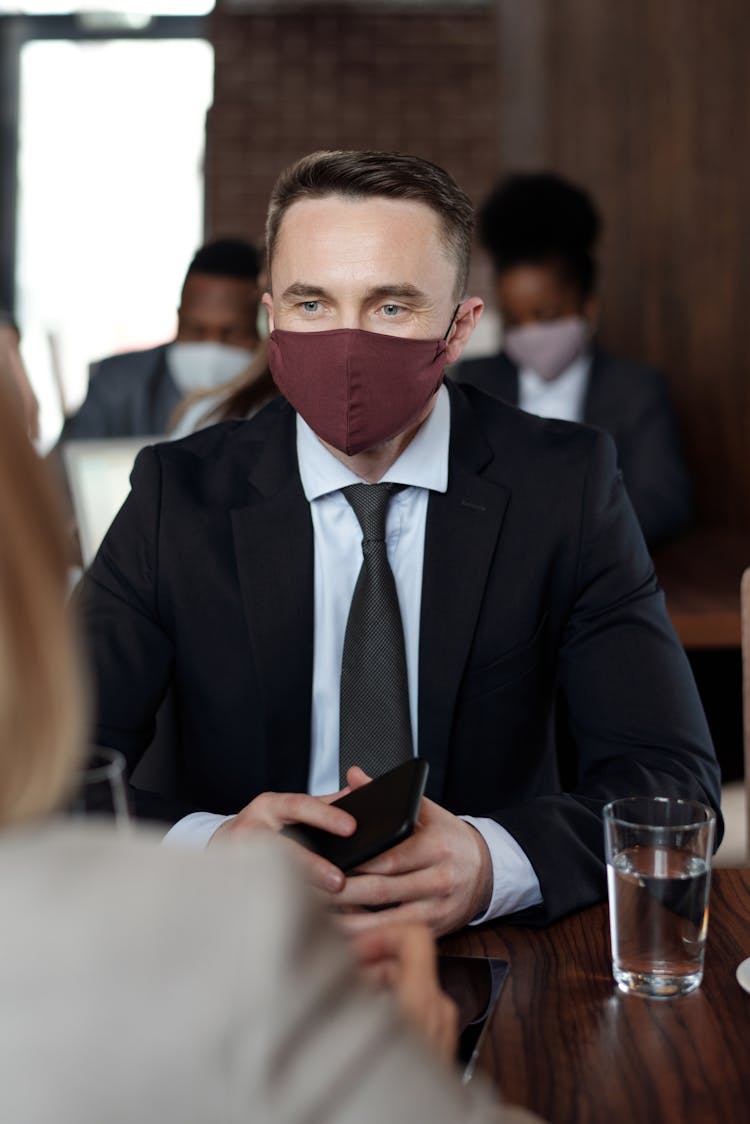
[0,821,541,1124]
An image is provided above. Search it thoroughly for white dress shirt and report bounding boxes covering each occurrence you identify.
[165,385,542,920]
[518,353,591,422]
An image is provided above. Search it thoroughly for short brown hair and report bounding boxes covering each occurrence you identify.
[0,373,85,825]
[266,150,475,298]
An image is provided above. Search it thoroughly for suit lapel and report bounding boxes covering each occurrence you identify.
[231,405,314,794]
[418,385,510,800]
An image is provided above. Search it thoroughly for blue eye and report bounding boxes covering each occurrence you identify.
[383,304,402,317]
[302,301,320,313]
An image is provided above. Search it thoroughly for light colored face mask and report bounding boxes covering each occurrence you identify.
[167,341,254,396]
[503,316,590,382]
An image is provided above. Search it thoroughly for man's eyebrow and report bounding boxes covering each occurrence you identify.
[365,284,430,304]
[279,282,431,304]
[280,282,331,301]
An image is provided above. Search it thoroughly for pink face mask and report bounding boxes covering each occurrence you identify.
[269,327,450,456]
[503,316,590,381]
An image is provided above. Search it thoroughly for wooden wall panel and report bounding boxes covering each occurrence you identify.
[206,3,499,299]
[207,1,750,525]
[497,0,750,525]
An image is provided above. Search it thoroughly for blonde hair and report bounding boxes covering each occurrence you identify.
[0,375,85,825]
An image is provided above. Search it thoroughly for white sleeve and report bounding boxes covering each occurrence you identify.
[162,811,234,848]
[461,816,543,921]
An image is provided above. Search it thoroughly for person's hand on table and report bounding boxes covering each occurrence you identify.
[209,787,356,893]
[352,921,458,1064]
[328,767,494,938]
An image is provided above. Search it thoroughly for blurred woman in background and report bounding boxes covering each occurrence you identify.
[456,173,692,547]
[169,338,277,438]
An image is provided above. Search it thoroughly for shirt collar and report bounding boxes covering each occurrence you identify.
[296,383,451,502]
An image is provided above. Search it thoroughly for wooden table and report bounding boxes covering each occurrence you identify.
[442,868,750,1124]
[652,528,750,649]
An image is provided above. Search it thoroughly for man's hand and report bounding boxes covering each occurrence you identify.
[352,922,458,1064]
[210,788,356,893]
[330,767,494,937]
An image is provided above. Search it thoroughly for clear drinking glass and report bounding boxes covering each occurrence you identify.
[603,796,715,998]
[70,747,132,826]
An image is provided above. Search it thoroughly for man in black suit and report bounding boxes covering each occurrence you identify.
[455,174,692,547]
[79,151,720,935]
[60,239,261,439]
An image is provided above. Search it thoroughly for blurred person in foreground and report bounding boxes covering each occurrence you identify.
[0,376,540,1124]
[59,238,261,440]
[455,173,692,547]
[79,150,720,936]
[0,310,40,440]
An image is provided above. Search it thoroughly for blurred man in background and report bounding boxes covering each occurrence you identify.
[60,238,261,440]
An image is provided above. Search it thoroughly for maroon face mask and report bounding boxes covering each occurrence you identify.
[268,327,451,456]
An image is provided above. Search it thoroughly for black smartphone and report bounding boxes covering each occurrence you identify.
[282,758,429,872]
[437,955,509,1083]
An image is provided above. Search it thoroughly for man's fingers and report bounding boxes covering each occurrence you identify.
[320,784,352,805]
[278,792,357,834]
[336,868,439,911]
[334,900,428,936]
[240,791,357,836]
[345,766,372,790]
[352,795,440,875]
[352,831,425,876]
[285,838,346,892]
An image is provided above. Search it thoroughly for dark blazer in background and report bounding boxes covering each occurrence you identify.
[78,382,720,924]
[453,349,693,546]
[60,343,180,440]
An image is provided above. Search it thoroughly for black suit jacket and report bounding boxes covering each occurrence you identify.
[79,383,720,923]
[61,344,180,439]
[453,350,693,546]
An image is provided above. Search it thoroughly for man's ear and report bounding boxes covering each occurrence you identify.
[445,297,484,364]
[261,291,275,333]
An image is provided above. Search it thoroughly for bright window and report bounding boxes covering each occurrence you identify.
[0,2,213,14]
[15,36,214,445]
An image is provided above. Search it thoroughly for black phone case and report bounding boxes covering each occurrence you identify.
[284,758,429,872]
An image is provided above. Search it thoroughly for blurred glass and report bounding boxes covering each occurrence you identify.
[70,747,132,825]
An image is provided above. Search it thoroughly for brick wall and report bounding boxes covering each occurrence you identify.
[205,3,499,296]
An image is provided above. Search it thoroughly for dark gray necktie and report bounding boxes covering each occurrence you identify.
[339,483,413,786]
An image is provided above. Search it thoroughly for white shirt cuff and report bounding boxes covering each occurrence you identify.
[461,815,543,923]
[162,811,233,849]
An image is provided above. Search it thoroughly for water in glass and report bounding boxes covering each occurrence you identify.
[607,843,710,998]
